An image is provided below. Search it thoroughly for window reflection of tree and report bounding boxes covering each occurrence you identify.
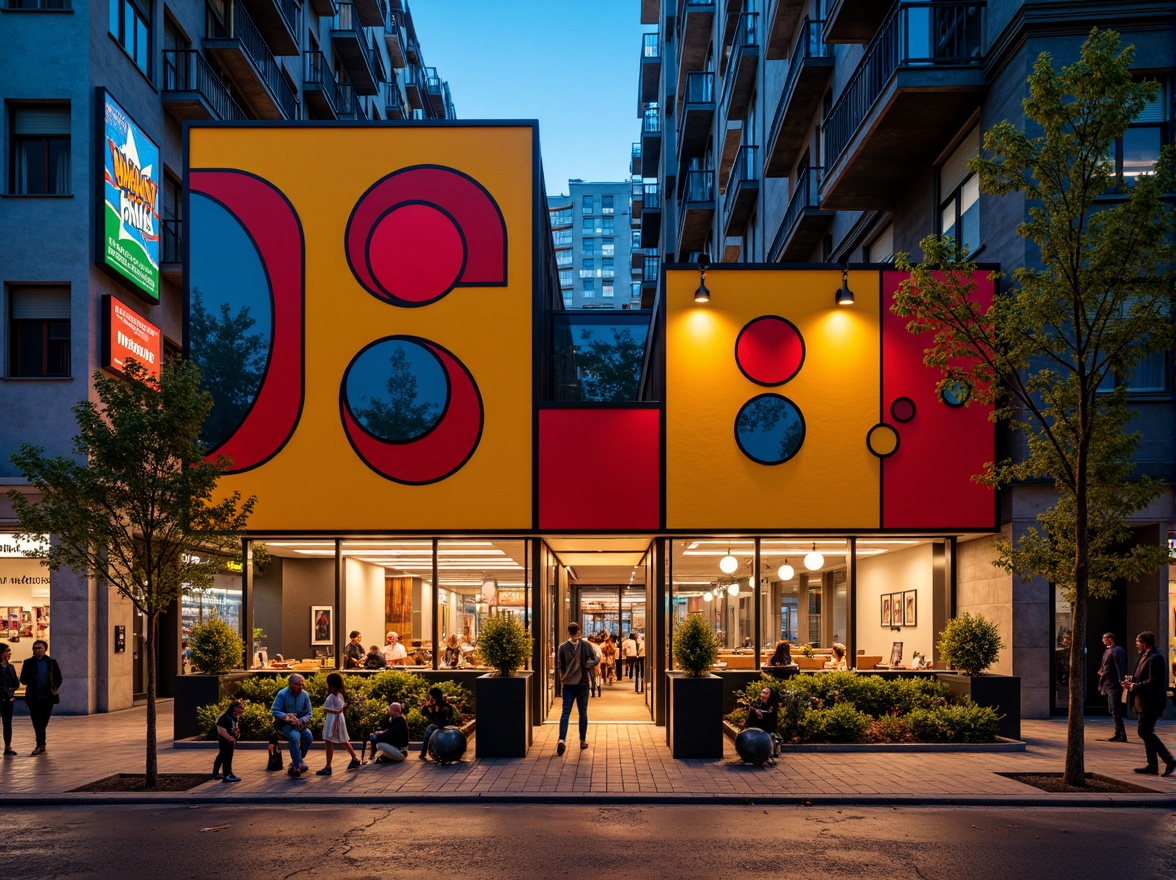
[574,327,642,401]
[188,287,266,450]
[736,396,803,461]
[350,347,440,442]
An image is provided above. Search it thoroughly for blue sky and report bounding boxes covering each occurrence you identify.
[409,0,650,196]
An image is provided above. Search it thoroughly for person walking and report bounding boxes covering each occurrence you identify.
[622,632,637,682]
[272,673,314,777]
[1,645,18,755]
[212,698,244,782]
[318,672,362,775]
[587,635,603,698]
[1124,631,1175,777]
[599,633,616,686]
[1098,632,1128,742]
[555,622,597,755]
[18,639,62,756]
[633,632,645,693]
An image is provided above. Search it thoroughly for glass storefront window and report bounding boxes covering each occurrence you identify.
[0,534,51,665]
[854,538,945,669]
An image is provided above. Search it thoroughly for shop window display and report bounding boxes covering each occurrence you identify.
[0,535,51,664]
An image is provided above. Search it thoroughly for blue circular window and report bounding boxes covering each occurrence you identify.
[735,394,806,465]
[342,337,449,442]
[941,379,971,407]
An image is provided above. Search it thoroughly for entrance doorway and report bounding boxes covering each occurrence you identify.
[577,586,649,721]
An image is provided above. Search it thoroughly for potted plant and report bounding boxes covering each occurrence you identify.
[666,614,724,758]
[474,615,534,758]
[936,612,1020,739]
[174,615,248,739]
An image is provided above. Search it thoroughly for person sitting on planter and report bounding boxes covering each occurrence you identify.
[418,687,456,761]
[364,645,387,670]
[823,643,848,670]
[272,673,314,777]
[744,687,781,761]
[368,702,409,763]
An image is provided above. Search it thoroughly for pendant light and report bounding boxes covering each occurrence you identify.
[804,543,824,570]
[719,549,738,574]
[777,559,794,581]
[703,590,714,602]
[727,581,740,597]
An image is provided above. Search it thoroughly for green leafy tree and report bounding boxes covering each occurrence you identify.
[892,29,1174,786]
[575,327,644,401]
[8,358,256,787]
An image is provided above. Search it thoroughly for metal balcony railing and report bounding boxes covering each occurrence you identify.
[684,70,714,103]
[383,80,403,116]
[643,182,661,210]
[162,49,247,120]
[781,18,829,113]
[216,3,298,118]
[724,145,758,216]
[337,82,367,120]
[304,51,339,111]
[682,169,715,202]
[731,11,758,58]
[772,165,823,256]
[632,142,642,161]
[276,0,300,37]
[642,255,660,284]
[823,2,984,168]
[643,104,661,135]
[334,1,364,40]
[162,218,182,263]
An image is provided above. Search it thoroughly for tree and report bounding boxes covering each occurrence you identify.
[892,29,1174,786]
[8,358,255,787]
[575,327,644,401]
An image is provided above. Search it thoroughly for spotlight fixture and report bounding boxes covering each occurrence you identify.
[703,590,714,602]
[777,559,794,581]
[719,548,738,574]
[835,266,855,306]
[804,543,825,570]
[694,253,711,303]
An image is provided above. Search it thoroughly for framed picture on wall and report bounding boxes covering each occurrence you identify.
[891,593,903,627]
[889,641,904,666]
[311,605,332,645]
[903,590,917,626]
[881,595,892,626]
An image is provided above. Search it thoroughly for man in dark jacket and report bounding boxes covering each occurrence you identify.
[555,622,598,755]
[19,639,62,756]
[1097,632,1128,742]
[1124,631,1175,776]
[369,702,409,763]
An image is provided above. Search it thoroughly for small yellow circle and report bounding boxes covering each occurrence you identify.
[867,424,899,457]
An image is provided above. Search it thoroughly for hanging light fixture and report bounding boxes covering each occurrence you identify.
[694,253,711,303]
[719,548,738,574]
[777,559,794,581]
[727,581,740,597]
[703,590,714,602]
[804,543,824,570]
[835,266,855,306]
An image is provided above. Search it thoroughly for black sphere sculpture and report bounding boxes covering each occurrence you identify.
[735,727,774,765]
[428,725,468,764]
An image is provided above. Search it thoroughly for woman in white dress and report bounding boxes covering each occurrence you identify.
[317,672,362,774]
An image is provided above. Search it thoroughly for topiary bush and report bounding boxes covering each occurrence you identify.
[802,702,870,743]
[188,615,245,674]
[477,615,532,676]
[673,614,719,676]
[907,699,1000,743]
[938,612,1004,675]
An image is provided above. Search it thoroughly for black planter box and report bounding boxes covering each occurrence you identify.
[475,671,533,758]
[938,672,1021,740]
[173,672,250,740]
[666,671,724,759]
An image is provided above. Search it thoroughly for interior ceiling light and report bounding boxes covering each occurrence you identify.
[703,590,714,601]
[777,559,794,580]
[727,582,740,596]
[804,543,824,571]
[719,549,739,574]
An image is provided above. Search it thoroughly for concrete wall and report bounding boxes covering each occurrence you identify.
[345,558,388,656]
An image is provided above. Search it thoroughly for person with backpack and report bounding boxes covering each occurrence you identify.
[555,623,598,755]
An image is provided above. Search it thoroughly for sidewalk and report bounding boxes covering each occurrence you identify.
[2,702,1174,806]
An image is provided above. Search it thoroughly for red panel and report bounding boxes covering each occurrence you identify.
[539,408,660,530]
[881,270,995,529]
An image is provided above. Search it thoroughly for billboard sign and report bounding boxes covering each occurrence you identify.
[102,295,161,378]
[101,90,160,302]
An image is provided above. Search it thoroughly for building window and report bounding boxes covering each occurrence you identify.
[110,0,151,76]
[602,237,615,257]
[8,286,70,378]
[582,217,595,234]
[549,208,572,227]
[582,237,596,256]
[553,229,572,247]
[602,217,615,234]
[602,194,614,214]
[1110,84,1168,186]
[556,250,573,268]
[939,128,979,257]
[582,280,596,298]
[603,282,614,298]
[867,223,895,264]
[558,269,573,288]
[602,257,614,278]
[582,195,594,215]
[8,105,70,195]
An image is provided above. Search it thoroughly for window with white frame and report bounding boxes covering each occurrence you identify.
[602,281,614,298]
[939,127,979,257]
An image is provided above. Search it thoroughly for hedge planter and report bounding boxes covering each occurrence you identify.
[475,671,533,758]
[173,671,250,740]
[666,671,724,759]
[938,672,1021,740]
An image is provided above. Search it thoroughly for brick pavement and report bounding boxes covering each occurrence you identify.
[1,701,1174,805]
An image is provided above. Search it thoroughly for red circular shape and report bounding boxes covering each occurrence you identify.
[736,316,804,385]
[368,204,465,304]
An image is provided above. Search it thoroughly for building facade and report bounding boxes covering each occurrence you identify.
[634,0,1175,717]
[0,0,453,714]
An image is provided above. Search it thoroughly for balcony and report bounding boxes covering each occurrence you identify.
[640,254,660,308]
[677,72,714,165]
[384,9,407,67]
[203,5,297,119]
[631,179,645,219]
[722,145,758,237]
[337,82,368,120]
[303,51,340,118]
[820,2,986,209]
[405,35,420,65]
[239,0,300,55]
[770,166,833,261]
[824,0,892,43]
[630,142,642,175]
[676,0,715,98]
[330,2,379,95]
[384,79,406,119]
[424,67,448,117]
[765,18,832,176]
[720,12,758,120]
[639,33,661,110]
[764,0,807,59]
[161,218,182,282]
[632,245,655,271]
[677,169,715,255]
[403,63,425,109]
[161,50,246,121]
[640,103,662,178]
[640,182,661,248]
[352,0,384,27]
[307,0,335,16]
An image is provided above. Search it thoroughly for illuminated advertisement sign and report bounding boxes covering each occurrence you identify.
[102,295,161,378]
[101,89,160,302]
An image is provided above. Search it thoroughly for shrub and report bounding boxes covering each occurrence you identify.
[478,615,532,676]
[197,698,277,741]
[234,675,285,705]
[802,702,869,743]
[865,714,915,744]
[907,699,999,743]
[188,615,244,675]
[368,669,431,707]
[673,614,719,676]
[938,612,1003,675]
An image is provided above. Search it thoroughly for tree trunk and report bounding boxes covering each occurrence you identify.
[1064,465,1089,787]
[145,610,159,788]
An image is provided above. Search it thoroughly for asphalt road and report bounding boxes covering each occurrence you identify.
[5,805,1174,879]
